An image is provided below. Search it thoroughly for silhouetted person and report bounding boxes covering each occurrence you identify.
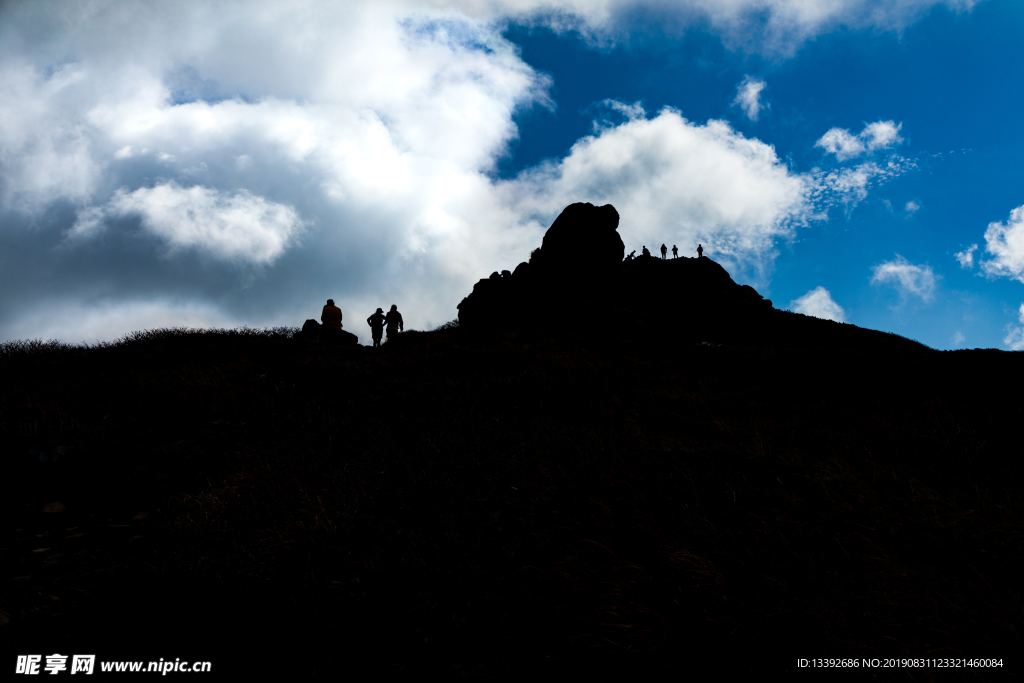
[367,308,386,347]
[625,250,636,261]
[322,299,343,340]
[672,245,678,259]
[642,246,651,257]
[697,244,704,259]
[385,304,404,341]
[660,244,667,259]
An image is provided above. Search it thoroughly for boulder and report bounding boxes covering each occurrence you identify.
[532,202,623,276]
[298,319,359,345]
[330,329,360,346]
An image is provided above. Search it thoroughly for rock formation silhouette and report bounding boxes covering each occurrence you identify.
[456,202,921,349]
[529,202,623,276]
[457,202,772,341]
[298,318,358,345]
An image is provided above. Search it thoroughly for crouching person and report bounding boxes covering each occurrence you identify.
[321,299,343,341]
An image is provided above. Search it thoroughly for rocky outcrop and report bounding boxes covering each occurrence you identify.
[297,319,359,345]
[529,202,623,278]
[456,202,772,340]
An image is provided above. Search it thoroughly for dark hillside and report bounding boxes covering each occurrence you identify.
[1,326,1020,679]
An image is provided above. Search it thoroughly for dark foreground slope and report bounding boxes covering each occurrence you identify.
[1,327,1021,680]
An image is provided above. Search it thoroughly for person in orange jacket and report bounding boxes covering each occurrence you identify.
[321,299,343,335]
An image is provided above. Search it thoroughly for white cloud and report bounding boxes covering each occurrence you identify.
[808,157,915,214]
[955,243,977,268]
[821,163,872,202]
[507,105,813,276]
[601,99,646,122]
[815,120,902,161]
[861,120,903,150]
[1004,304,1024,351]
[905,200,919,214]
[733,75,767,121]
[815,128,865,161]
[951,330,965,348]
[789,286,845,322]
[870,254,937,302]
[981,205,1024,283]
[72,182,306,263]
[0,62,100,211]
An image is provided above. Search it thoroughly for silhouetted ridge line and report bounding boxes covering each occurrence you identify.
[458,202,926,349]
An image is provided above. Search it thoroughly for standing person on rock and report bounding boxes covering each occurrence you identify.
[367,308,386,348]
[697,244,704,259]
[672,245,678,259]
[385,305,404,342]
[321,299,343,340]
[661,244,668,259]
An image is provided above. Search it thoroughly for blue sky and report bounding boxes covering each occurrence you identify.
[2,0,1023,349]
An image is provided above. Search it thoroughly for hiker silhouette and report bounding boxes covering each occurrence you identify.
[697,244,704,258]
[672,245,678,259]
[385,305,404,340]
[301,300,357,345]
[367,308,386,347]
[322,299,342,328]
[625,250,636,261]
[321,299,343,340]
[642,246,651,257]
[660,244,667,259]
